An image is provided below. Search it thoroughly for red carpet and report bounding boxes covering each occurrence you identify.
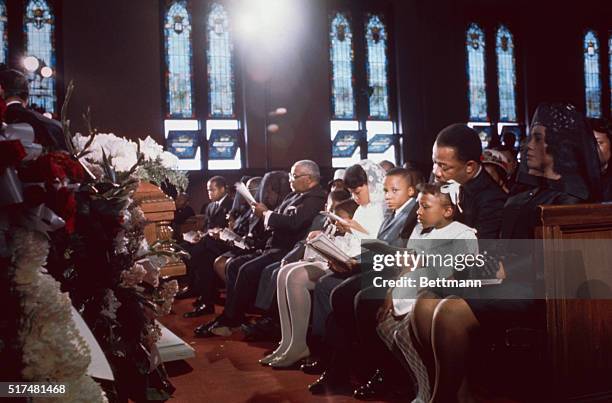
[159,299,519,403]
[159,298,394,403]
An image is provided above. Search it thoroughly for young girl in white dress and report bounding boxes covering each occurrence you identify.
[260,160,386,368]
[376,180,478,403]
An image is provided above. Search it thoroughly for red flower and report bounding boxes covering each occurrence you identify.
[0,140,27,168]
[46,187,77,234]
[18,152,85,184]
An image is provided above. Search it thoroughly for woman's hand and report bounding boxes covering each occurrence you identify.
[334,220,352,234]
[496,261,507,279]
[307,230,322,241]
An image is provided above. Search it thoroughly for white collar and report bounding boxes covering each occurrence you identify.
[216,194,228,205]
[393,197,414,216]
[6,100,23,107]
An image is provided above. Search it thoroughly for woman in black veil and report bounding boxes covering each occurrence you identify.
[406,103,602,402]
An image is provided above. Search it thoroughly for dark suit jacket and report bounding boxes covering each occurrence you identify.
[4,103,66,151]
[377,198,418,247]
[202,195,233,230]
[460,169,508,239]
[266,185,327,251]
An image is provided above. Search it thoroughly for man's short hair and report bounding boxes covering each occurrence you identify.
[386,167,423,187]
[294,160,321,182]
[0,69,29,101]
[435,123,482,163]
[208,175,227,189]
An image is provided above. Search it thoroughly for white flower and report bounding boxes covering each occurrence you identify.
[159,151,179,169]
[75,132,138,172]
[139,136,164,162]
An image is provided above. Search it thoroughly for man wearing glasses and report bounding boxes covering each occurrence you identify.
[195,160,327,337]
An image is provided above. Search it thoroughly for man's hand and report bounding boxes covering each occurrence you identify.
[252,202,269,217]
[376,291,394,323]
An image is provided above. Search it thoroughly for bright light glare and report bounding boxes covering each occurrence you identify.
[40,66,53,78]
[235,0,297,48]
[23,56,39,72]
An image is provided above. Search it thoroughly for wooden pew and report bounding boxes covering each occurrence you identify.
[133,182,186,278]
[537,203,612,402]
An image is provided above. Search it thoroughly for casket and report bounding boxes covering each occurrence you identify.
[133,182,186,277]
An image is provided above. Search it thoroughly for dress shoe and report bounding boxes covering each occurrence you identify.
[242,317,281,342]
[183,303,214,318]
[308,370,350,395]
[301,359,326,375]
[259,347,286,366]
[194,321,217,337]
[192,296,203,307]
[175,286,196,299]
[353,369,387,400]
[270,348,310,369]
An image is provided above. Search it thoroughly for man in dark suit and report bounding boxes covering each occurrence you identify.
[431,123,507,239]
[0,69,66,151]
[195,160,327,337]
[182,176,234,317]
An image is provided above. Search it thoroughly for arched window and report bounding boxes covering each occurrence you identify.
[609,33,612,117]
[365,14,389,120]
[330,12,355,119]
[24,0,56,113]
[583,30,601,118]
[206,3,235,118]
[0,1,7,65]
[164,1,194,118]
[466,23,488,121]
[496,25,517,122]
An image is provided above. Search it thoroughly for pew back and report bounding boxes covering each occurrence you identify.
[537,203,612,402]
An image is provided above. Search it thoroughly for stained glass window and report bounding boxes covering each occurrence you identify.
[583,30,601,118]
[466,23,488,121]
[207,3,235,118]
[0,1,7,65]
[164,1,194,118]
[330,12,356,119]
[24,0,55,113]
[609,33,612,117]
[496,25,517,122]
[365,14,389,119]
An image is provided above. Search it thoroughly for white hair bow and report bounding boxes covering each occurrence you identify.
[440,180,462,212]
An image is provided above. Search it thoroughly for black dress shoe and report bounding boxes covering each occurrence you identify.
[194,322,216,337]
[300,359,326,375]
[192,296,203,307]
[308,370,350,395]
[183,303,214,318]
[353,369,387,400]
[175,286,196,299]
[242,317,281,342]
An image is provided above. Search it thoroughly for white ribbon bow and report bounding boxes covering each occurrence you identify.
[440,180,462,213]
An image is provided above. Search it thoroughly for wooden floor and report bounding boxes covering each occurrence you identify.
[159,299,520,403]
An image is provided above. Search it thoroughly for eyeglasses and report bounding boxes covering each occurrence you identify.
[289,173,310,180]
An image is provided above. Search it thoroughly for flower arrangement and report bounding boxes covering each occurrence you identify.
[1,83,186,401]
[72,132,188,194]
[1,124,108,401]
